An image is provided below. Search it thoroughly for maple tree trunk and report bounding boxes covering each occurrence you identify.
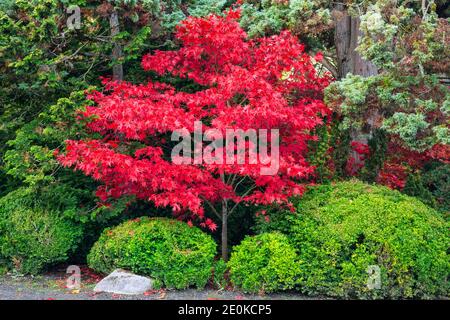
[109,9,123,81]
[334,5,378,170]
[221,199,229,261]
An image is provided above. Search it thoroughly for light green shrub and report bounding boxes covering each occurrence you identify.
[228,232,300,293]
[256,180,449,298]
[87,217,217,289]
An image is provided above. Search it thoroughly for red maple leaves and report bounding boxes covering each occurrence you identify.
[377,143,450,190]
[58,9,331,230]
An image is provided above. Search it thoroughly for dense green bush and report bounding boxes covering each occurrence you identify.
[0,188,82,274]
[403,162,450,214]
[228,232,300,293]
[88,217,217,289]
[256,180,449,298]
[212,258,228,289]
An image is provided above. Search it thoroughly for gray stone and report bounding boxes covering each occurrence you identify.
[94,269,154,295]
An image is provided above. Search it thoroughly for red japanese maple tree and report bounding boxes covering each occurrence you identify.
[58,9,330,260]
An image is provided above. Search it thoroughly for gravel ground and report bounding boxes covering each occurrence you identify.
[0,266,322,300]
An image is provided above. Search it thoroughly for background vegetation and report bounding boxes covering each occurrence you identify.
[0,0,448,298]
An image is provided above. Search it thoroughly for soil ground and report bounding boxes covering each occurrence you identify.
[0,265,323,300]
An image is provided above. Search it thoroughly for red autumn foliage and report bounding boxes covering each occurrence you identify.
[57,9,330,230]
[377,162,409,189]
[346,141,371,176]
[377,143,450,190]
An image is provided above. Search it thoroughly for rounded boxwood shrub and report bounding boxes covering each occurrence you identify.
[87,217,217,289]
[228,232,300,293]
[0,188,82,274]
[256,180,449,298]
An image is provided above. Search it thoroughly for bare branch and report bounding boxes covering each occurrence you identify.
[228,185,257,216]
[200,195,221,219]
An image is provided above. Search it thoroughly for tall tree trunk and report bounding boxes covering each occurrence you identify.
[109,9,123,81]
[221,199,228,261]
[334,5,378,171]
[334,7,377,79]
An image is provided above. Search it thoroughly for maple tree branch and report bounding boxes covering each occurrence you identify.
[228,184,257,217]
[226,173,237,186]
[233,175,248,192]
[200,196,221,220]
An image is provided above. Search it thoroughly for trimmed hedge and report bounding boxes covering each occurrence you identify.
[88,217,217,289]
[256,180,449,298]
[228,232,300,293]
[0,188,82,274]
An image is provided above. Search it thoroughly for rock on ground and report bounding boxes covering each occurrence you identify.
[94,269,154,295]
[0,268,324,300]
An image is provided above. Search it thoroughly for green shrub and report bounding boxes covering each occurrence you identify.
[404,162,450,214]
[87,217,217,289]
[0,188,82,274]
[228,232,300,293]
[212,259,228,289]
[256,180,449,298]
